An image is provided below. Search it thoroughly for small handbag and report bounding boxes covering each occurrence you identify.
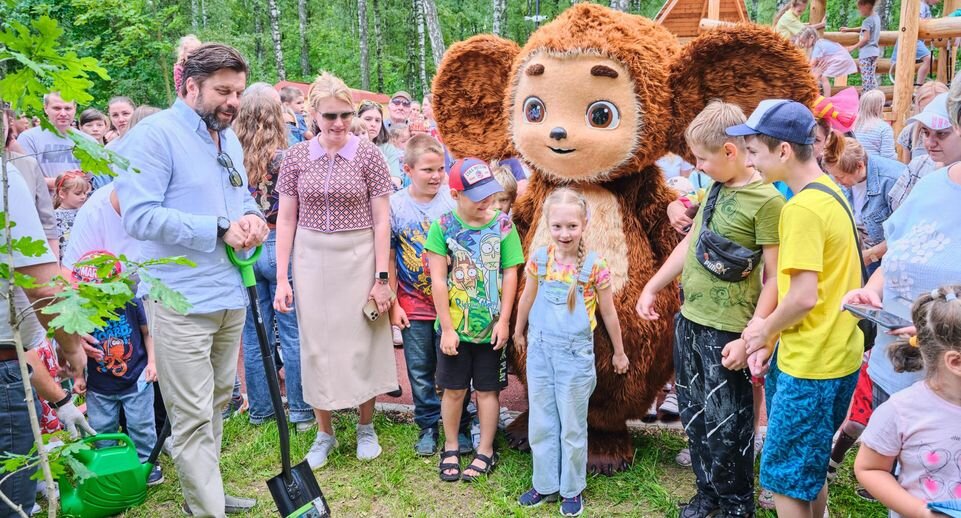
[802,182,878,351]
[694,182,763,283]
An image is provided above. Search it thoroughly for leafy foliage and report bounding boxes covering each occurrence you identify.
[0,432,94,485]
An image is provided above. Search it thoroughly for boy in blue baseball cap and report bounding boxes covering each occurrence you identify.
[727,100,865,518]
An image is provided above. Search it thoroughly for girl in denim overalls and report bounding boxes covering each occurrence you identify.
[513,188,629,517]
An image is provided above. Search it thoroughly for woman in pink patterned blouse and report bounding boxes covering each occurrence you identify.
[274,72,397,468]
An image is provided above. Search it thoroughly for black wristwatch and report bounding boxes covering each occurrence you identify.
[376,271,389,284]
[49,394,72,409]
[217,217,230,238]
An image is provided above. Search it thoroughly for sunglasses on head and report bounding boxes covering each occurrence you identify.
[217,152,244,188]
[319,111,355,121]
[391,98,411,107]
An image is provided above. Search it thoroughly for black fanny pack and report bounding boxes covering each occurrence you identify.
[695,182,762,283]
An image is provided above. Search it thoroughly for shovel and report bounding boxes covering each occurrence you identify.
[228,246,331,518]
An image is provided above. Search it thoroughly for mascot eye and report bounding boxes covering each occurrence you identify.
[524,97,546,124]
[586,101,620,129]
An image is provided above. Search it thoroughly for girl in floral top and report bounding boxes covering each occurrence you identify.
[233,83,314,430]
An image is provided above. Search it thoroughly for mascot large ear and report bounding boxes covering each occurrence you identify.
[668,24,819,159]
[432,35,520,160]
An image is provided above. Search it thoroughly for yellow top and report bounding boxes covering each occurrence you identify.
[776,176,863,379]
[776,10,806,39]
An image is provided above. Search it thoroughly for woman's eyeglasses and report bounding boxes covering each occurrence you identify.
[217,152,244,188]
[319,111,355,121]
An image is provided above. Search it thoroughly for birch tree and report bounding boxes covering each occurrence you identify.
[201,0,208,29]
[268,0,285,80]
[359,0,370,90]
[610,0,629,11]
[421,0,445,66]
[254,4,264,67]
[191,0,199,31]
[415,0,428,94]
[373,0,385,92]
[492,0,506,35]
[299,0,309,77]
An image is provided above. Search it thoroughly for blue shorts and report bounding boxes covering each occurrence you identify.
[760,354,859,501]
[890,41,931,64]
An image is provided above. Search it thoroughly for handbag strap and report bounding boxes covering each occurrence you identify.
[801,180,870,284]
[699,182,725,231]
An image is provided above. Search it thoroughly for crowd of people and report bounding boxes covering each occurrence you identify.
[2,25,961,518]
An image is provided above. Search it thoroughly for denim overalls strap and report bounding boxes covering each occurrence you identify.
[529,248,597,343]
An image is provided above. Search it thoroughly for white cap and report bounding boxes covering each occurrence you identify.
[908,93,952,131]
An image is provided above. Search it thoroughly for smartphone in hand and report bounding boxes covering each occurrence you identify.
[843,304,912,330]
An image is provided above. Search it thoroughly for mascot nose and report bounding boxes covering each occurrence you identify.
[549,127,567,141]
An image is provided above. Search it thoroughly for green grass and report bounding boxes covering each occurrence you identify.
[119,412,886,517]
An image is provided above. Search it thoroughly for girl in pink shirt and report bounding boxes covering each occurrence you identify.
[856,284,961,518]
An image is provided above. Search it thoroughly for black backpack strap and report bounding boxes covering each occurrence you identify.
[801,181,870,284]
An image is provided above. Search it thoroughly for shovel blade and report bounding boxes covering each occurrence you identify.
[266,461,330,517]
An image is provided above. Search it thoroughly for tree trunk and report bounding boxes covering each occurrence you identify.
[880,0,894,29]
[268,0,286,80]
[492,0,505,35]
[373,0,385,92]
[254,4,264,67]
[416,0,428,95]
[359,0,370,90]
[201,0,208,29]
[609,0,629,11]
[421,0,446,66]
[191,0,199,31]
[299,0,309,77]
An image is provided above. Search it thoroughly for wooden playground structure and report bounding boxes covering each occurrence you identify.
[663,0,961,136]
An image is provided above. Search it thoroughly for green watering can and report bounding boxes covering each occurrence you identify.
[59,421,169,518]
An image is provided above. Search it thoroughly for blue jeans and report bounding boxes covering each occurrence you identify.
[0,360,40,517]
[86,385,157,461]
[526,329,597,498]
[402,321,441,430]
[242,231,311,424]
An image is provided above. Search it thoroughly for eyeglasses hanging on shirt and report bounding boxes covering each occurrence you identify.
[217,152,244,188]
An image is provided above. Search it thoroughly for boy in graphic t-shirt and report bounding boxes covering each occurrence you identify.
[389,134,474,456]
[72,251,162,485]
[425,158,524,482]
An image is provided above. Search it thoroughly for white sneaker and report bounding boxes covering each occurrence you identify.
[659,392,679,416]
[355,423,382,461]
[675,447,692,467]
[306,431,338,469]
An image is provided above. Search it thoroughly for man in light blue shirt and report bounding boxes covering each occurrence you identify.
[114,43,267,517]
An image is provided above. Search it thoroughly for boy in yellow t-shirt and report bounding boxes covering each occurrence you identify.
[727,100,863,518]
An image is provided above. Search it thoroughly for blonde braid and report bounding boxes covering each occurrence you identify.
[567,239,587,312]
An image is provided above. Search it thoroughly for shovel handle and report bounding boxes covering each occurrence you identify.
[226,246,262,288]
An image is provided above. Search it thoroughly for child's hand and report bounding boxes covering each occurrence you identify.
[612,352,629,374]
[491,320,510,350]
[73,376,86,395]
[840,287,882,310]
[144,362,158,383]
[440,329,460,356]
[721,338,748,371]
[635,287,660,320]
[512,330,527,354]
[747,348,772,377]
[390,305,410,329]
[741,317,771,356]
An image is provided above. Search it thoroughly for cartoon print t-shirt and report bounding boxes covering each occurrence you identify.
[860,380,961,517]
[86,299,148,395]
[424,210,524,343]
[390,188,456,320]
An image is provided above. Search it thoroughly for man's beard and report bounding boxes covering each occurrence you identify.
[195,93,236,131]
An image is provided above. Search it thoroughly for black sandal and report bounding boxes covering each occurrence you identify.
[460,451,498,482]
[438,450,461,482]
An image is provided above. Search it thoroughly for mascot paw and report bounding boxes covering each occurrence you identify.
[587,429,633,475]
[504,412,531,452]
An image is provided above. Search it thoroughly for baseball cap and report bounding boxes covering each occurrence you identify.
[71,250,122,284]
[726,99,816,145]
[908,93,952,131]
[448,158,504,202]
[391,91,412,102]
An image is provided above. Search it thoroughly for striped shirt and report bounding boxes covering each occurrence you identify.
[854,119,897,160]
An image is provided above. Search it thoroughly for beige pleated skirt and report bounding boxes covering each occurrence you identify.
[293,227,397,410]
